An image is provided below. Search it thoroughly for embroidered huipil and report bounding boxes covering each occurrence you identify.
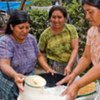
[0,34,39,74]
[86,26,100,65]
[0,34,39,100]
[38,24,78,63]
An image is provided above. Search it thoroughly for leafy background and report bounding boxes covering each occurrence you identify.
[26,0,90,58]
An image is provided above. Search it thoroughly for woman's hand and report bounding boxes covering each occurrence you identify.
[56,72,76,86]
[14,73,25,93]
[62,83,80,100]
[46,67,57,75]
[64,66,72,75]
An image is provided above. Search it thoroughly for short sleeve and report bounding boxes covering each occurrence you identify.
[66,24,78,39]
[38,30,47,52]
[32,36,40,56]
[86,27,93,45]
[0,39,13,59]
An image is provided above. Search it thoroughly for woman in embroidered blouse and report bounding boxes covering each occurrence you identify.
[57,0,100,99]
[38,6,79,75]
[0,10,55,100]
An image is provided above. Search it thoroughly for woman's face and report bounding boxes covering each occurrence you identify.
[12,22,30,42]
[83,4,100,26]
[50,10,65,29]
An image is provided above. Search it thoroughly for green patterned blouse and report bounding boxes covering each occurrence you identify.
[38,24,78,63]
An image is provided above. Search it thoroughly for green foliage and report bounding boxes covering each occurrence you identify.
[63,0,92,73]
[27,0,90,57]
[63,0,89,57]
[28,9,48,42]
[28,0,52,6]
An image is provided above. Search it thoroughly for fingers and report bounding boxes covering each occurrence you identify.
[64,70,70,76]
[64,71,67,76]
[67,76,76,86]
[61,87,76,100]
[56,76,68,85]
[14,73,25,93]
[61,88,68,96]
[18,82,24,93]
[47,68,57,75]
[51,70,57,75]
[66,95,75,100]
[64,67,71,76]
[17,77,24,93]
[64,68,67,75]
[67,79,73,86]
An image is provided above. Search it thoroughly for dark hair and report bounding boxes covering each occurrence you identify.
[48,6,67,19]
[5,10,30,34]
[82,0,100,9]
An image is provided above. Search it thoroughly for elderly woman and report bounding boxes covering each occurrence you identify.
[38,6,79,75]
[0,10,55,100]
[57,0,100,99]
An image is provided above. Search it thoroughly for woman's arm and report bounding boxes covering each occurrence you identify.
[67,44,92,85]
[57,45,92,85]
[0,59,25,92]
[64,38,79,75]
[0,59,18,78]
[61,64,100,99]
[72,45,91,76]
[37,52,56,74]
[75,64,100,88]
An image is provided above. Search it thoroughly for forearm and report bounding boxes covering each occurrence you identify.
[0,63,18,79]
[72,56,91,76]
[38,52,52,72]
[67,49,78,68]
[76,64,100,88]
[68,38,79,68]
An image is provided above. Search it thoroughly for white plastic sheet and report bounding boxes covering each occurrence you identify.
[17,76,97,100]
[17,85,96,100]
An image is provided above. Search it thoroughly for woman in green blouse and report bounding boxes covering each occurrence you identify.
[38,6,79,75]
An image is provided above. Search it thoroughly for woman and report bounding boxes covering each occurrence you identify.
[38,6,79,75]
[0,10,55,100]
[57,0,100,99]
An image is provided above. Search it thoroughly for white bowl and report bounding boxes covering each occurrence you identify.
[25,75,46,88]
